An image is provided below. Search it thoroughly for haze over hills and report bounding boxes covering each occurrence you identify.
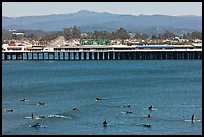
[2,10,202,34]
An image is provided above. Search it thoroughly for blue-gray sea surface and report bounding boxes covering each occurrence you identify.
[2,60,202,135]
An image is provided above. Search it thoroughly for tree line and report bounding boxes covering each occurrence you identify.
[2,26,202,43]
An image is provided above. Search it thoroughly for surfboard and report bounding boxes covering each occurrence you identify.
[143,108,158,111]
[25,116,45,119]
[135,124,152,128]
[4,109,14,112]
[19,99,28,102]
[47,114,70,119]
[121,111,133,114]
[29,125,47,128]
[184,119,202,122]
[37,103,47,106]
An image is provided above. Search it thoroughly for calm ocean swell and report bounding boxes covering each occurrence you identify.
[2,60,202,135]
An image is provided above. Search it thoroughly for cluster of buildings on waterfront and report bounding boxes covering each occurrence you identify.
[2,36,202,52]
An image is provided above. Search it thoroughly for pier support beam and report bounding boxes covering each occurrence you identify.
[73,52,76,60]
[94,52,98,60]
[84,52,87,60]
[104,52,108,60]
[99,52,103,60]
[89,52,92,60]
[109,52,113,60]
[78,52,81,60]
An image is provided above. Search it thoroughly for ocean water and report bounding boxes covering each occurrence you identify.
[2,60,202,135]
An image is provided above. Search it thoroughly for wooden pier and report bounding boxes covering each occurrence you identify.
[2,50,202,60]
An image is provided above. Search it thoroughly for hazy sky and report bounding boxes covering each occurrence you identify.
[2,2,202,17]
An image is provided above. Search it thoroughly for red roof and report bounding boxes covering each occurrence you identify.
[8,44,17,46]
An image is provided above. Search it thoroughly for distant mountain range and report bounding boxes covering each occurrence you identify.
[2,10,202,34]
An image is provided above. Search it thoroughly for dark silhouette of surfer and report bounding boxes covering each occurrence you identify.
[191,114,194,123]
[148,105,153,110]
[103,119,108,127]
[143,124,151,128]
[144,114,151,118]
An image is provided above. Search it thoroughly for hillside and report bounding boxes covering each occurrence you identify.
[2,10,202,34]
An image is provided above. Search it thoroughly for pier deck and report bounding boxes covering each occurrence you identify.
[2,49,202,60]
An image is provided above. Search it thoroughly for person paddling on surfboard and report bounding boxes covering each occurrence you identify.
[73,107,79,111]
[144,114,151,118]
[148,105,153,110]
[143,124,151,128]
[20,98,27,102]
[32,123,40,127]
[5,109,14,112]
[96,97,102,101]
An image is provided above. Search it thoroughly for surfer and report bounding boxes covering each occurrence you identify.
[191,114,194,123]
[5,109,14,112]
[38,102,46,106]
[121,104,131,108]
[20,98,26,101]
[39,115,47,118]
[32,123,40,127]
[73,107,79,111]
[96,97,102,101]
[31,113,34,118]
[143,124,151,128]
[125,111,133,114]
[144,114,151,118]
[148,105,153,110]
[103,119,108,126]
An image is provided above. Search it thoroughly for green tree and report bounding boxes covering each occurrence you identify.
[114,28,130,40]
[72,26,81,39]
[63,26,81,39]
[63,28,72,39]
[163,31,175,39]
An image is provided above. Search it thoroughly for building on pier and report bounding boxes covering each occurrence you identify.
[2,43,202,52]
